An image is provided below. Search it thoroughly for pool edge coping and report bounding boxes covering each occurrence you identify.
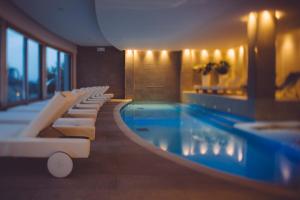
[113,101,299,198]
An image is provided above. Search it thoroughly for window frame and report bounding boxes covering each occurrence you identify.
[0,20,5,109]
[0,19,74,109]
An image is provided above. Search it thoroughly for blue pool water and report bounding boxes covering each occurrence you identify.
[121,102,300,189]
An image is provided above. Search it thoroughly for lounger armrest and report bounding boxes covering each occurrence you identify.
[0,138,90,158]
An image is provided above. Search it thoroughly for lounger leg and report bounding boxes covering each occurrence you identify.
[47,152,73,178]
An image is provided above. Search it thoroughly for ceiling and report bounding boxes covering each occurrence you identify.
[11,0,109,46]
[11,0,300,50]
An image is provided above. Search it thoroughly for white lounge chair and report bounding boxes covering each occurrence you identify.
[0,91,96,140]
[0,92,91,178]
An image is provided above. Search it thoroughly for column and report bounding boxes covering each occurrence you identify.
[247,10,277,100]
[247,10,277,119]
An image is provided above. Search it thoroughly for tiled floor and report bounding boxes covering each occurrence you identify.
[0,102,297,200]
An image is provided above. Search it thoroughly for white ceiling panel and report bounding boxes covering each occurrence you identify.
[12,0,110,46]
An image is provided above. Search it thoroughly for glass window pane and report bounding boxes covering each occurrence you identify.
[27,39,41,100]
[6,28,25,103]
[60,52,71,91]
[46,47,58,97]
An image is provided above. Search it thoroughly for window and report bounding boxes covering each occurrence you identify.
[6,28,25,103]
[5,27,72,106]
[46,47,59,97]
[27,39,41,100]
[60,52,71,91]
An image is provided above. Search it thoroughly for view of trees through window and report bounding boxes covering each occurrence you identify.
[46,48,71,96]
[6,28,25,103]
[5,28,71,105]
[46,47,58,97]
[60,52,71,91]
[27,39,41,100]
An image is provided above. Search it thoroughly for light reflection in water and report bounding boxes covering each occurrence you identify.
[180,111,245,164]
[213,143,221,155]
[199,142,208,155]
[159,140,168,151]
[122,103,300,188]
[238,145,243,162]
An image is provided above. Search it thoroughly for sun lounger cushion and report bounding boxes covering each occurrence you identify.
[0,112,37,123]
[53,118,96,140]
[20,92,77,138]
[67,109,98,118]
[76,103,101,110]
[0,124,27,139]
[8,100,49,112]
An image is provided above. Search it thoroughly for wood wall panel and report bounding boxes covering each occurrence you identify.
[125,51,181,102]
[76,46,125,99]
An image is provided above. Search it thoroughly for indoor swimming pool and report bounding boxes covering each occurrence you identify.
[121,102,300,189]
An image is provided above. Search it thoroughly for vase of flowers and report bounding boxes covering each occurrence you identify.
[201,61,230,88]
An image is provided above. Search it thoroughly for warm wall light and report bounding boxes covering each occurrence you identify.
[227,48,236,64]
[126,49,133,56]
[243,10,283,22]
[184,49,191,55]
[247,12,258,39]
[146,50,153,54]
[201,49,209,61]
[260,10,276,36]
[262,10,272,22]
[238,46,245,64]
[161,50,168,57]
[227,48,235,58]
[162,50,167,54]
[213,49,222,62]
[239,46,244,55]
[282,34,294,53]
[275,10,284,20]
[160,50,169,62]
[145,50,154,62]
